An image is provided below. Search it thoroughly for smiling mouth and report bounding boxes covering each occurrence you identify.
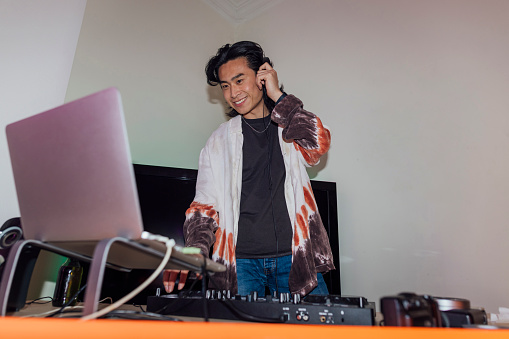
[233,98,247,106]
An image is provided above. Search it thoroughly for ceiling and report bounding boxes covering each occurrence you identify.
[201,0,283,25]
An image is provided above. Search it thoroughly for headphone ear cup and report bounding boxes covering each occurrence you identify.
[0,217,23,250]
[0,218,23,283]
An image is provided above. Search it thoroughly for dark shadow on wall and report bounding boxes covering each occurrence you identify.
[207,85,230,122]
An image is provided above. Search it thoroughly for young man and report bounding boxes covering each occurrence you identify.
[164,41,334,296]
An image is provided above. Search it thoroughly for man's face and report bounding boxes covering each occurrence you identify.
[218,57,265,119]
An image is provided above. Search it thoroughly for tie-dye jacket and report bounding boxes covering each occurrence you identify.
[183,94,335,296]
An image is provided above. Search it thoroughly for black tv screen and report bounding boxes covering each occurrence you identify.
[132,163,341,295]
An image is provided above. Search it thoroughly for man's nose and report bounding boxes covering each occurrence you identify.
[230,85,240,99]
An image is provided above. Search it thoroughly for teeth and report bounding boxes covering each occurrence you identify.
[234,98,246,105]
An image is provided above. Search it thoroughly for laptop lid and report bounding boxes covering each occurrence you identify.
[6,87,144,242]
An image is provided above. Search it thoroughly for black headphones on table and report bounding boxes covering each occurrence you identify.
[0,217,23,267]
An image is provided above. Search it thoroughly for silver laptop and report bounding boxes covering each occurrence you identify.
[5,87,224,272]
[7,87,143,242]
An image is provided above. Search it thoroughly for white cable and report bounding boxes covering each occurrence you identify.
[81,235,175,321]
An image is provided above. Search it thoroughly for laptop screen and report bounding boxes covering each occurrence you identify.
[6,88,144,242]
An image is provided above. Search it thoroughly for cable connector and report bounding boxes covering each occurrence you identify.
[141,231,175,247]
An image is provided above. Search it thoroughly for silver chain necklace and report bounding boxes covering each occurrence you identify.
[241,106,271,134]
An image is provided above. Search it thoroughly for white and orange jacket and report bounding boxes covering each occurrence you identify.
[183,94,335,296]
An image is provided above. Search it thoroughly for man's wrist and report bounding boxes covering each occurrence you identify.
[275,92,287,105]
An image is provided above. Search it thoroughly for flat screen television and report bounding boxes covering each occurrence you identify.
[97,164,340,302]
[132,164,341,296]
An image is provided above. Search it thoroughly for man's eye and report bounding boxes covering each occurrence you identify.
[237,79,243,84]
[221,85,229,90]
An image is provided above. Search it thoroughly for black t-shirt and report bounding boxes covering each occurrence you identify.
[235,114,293,259]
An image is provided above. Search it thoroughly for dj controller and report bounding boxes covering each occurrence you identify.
[147,291,375,325]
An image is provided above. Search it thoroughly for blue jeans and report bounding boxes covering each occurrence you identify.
[236,255,329,296]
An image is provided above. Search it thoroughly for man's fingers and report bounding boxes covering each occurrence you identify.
[178,270,189,290]
[259,62,273,71]
[257,65,282,102]
[256,75,265,90]
[163,269,180,293]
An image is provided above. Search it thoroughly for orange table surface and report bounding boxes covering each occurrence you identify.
[1,316,508,339]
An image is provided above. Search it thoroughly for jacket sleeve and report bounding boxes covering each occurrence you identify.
[271,94,331,166]
[182,145,219,257]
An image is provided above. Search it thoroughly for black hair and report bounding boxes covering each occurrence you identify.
[205,41,282,117]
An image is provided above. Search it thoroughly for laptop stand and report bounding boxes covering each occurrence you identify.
[0,238,224,316]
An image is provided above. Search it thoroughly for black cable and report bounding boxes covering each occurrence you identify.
[265,111,281,296]
[179,273,201,298]
[151,267,204,316]
[46,283,87,318]
[100,309,182,321]
[219,298,285,323]
[25,296,52,305]
[206,278,284,323]
[47,310,83,318]
[201,256,209,322]
[132,303,146,313]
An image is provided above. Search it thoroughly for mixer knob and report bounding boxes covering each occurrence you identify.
[206,289,212,299]
[251,291,258,302]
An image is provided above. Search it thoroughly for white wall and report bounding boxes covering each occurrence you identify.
[0,0,87,228]
[63,0,509,314]
[237,0,509,313]
[65,0,234,169]
[0,0,87,298]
